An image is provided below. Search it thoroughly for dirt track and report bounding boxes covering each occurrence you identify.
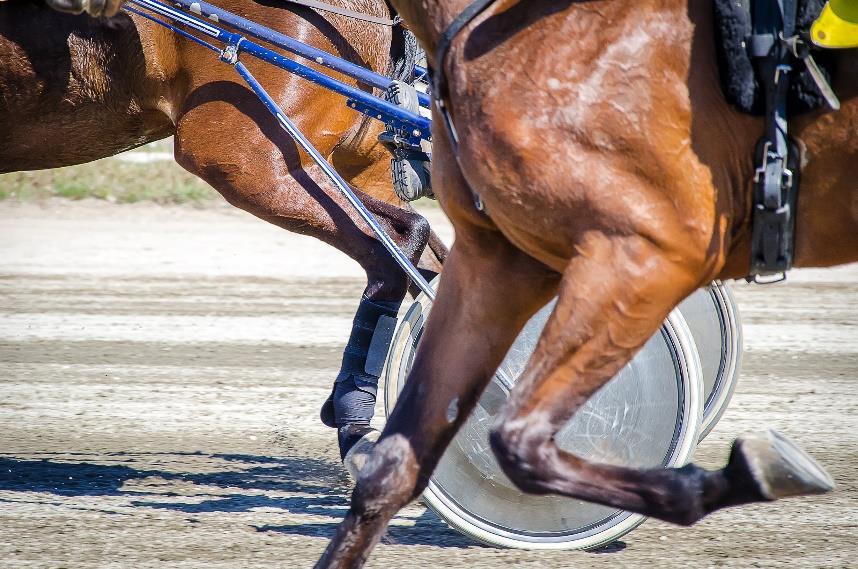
[0,200,855,568]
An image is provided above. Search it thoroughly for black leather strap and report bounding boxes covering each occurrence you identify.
[432,0,498,148]
[284,0,401,26]
[748,0,800,279]
[433,0,496,97]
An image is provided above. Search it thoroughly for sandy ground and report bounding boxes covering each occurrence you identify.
[0,200,855,568]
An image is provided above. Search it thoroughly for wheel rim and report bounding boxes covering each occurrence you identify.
[677,282,743,439]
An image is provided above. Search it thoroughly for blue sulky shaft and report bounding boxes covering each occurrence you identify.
[129,0,431,142]
[125,0,436,300]
[172,0,431,109]
[231,60,436,299]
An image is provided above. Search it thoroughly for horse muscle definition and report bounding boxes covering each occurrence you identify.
[319,1,857,566]
[0,0,447,459]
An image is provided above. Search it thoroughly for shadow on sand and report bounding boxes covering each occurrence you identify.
[0,452,477,548]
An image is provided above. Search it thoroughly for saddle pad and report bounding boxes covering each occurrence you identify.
[713,0,837,115]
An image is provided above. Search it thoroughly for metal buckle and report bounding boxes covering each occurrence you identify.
[773,63,791,85]
[754,141,773,183]
[753,142,792,188]
[749,272,787,284]
[782,167,793,189]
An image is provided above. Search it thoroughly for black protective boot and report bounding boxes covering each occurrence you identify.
[320,297,399,459]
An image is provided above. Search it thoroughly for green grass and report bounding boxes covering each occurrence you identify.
[0,140,219,206]
[0,138,441,208]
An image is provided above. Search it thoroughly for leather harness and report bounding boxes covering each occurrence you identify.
[284,0,401,26]
[748,0,800,281]
[431,0,497,150]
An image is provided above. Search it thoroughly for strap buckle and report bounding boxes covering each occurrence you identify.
[780,33,841,110]
[747,272,788,284]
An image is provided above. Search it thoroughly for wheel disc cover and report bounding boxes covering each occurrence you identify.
[385,287,704,549]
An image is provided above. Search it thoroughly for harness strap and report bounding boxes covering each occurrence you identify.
[283,0,401,26]
[748,0,799,280]
[432,0,497,149]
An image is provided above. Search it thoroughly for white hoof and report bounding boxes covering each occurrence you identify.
[343,430,380,480]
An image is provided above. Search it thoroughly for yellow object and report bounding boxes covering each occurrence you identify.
[811,0,858,48]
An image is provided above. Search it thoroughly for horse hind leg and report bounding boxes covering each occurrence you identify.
[489,233,834,526]
[316,191,451,474]
[174,110,435,459]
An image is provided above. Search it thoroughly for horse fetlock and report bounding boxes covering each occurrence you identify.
[723,430,834,503]
[647,464,719,526]
[488,424,554,493]
[351,434,420,516]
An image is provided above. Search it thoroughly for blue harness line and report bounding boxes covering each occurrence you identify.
[174,0,430,108]
[125,0,436,300]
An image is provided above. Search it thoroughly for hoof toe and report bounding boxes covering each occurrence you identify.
[730,430,834,501]
[343,429,380,480]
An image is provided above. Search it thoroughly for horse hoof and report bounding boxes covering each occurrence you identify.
[728,430,834,501]
[343,429,380,480]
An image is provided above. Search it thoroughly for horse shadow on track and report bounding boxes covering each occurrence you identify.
[0,453,477,549]
[253,509,480,548]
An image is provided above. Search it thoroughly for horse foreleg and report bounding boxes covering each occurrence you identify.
[316,225,559,568]
[489,233,835,526]
[317,189,439,457]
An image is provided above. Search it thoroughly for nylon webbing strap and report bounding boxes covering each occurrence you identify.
[283,0,399,25]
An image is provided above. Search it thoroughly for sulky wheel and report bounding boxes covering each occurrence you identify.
[384,279,705,550]
[677,282,743,439]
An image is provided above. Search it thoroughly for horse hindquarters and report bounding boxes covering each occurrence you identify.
[432,0,834,529]
[0,9,173,171]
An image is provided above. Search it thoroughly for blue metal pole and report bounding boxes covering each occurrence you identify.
[172,0,431,109]
[231,59,436,300]
[128,0,431,140]
[238,41,430,135]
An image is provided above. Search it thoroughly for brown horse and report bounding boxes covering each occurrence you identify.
[319,0,858,566]
[0,0,447,458]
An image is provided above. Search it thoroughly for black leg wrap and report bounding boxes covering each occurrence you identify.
[320,297,400,429]
[332,376,375,426]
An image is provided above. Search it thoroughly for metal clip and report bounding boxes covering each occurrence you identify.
[749,272,787,284]
[780,33,840,110]
[220,38,244,65]
[754,141,773,183]
[773,63,791,85]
